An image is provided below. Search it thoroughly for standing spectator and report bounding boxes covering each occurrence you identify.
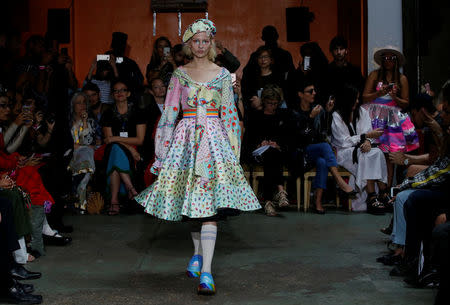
[326,36,365,102]
[214,40,240,73]
[241,46,285,114]
[107,32,144,98]
[86,55,119,105]
[362,46,419,188]
[83,82,105,145]
[146,37,176,86]
[172,44,187,67]
[243,25,294,81]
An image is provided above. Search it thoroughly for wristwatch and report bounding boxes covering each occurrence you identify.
[403,157,409,166]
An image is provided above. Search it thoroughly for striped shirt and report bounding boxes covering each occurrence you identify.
[91,79,114,104]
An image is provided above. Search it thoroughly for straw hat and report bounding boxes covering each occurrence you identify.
[374,45,405,66]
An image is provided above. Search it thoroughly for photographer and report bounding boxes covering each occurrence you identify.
[146,36,176,86]
[86,55,119,105]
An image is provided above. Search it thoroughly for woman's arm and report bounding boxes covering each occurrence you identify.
[391,74,409,108]
[331,112,361,148]
[6,126,30,154]
[362,71,386,103]
[106,124,146,146]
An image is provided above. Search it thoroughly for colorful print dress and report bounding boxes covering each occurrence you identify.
[135,67,260,221]
[363,82,419,152]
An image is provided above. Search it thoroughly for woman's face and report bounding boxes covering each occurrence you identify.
[73,95,87,116]
[188,32,212,59]
[174,50,185,63]
[0,97,11,121]
[151,79,167,98]
[112,82,130,103]
[258,51,272,70]
[263,98,279,112]
[382,52,397,71]
[156,40,169,58]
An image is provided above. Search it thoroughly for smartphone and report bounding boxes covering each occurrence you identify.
[97,54,110,61]
[390,187,400,197]
[303,56,311,71]
[230,73,236,84]
[116,57,123,64]
[257,88,263,98]
[60,47,68,56]
[163,47,170,57]
[387,83,395,90]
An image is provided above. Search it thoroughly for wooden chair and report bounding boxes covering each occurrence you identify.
[242,164,289,197]
[297,167,353,212]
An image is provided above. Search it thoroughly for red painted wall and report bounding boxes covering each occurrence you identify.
[28,0,338,84]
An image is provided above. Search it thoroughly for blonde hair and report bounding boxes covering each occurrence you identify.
[183,38,217,62]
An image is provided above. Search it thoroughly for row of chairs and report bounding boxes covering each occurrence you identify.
[243,165,353,212]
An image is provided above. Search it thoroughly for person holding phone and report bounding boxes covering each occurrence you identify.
[331,85,388,214]
[362,46,419,189]
[135,19,260,295]
[146,37,177,85]
[86,53,119,105]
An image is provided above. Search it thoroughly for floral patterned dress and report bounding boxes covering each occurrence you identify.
[135,67,260,221]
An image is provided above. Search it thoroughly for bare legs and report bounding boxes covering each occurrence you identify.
[108,170,137,215]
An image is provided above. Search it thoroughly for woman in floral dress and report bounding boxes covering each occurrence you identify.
[136,19,260,295]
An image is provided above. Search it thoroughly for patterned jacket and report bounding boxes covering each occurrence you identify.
[398,156,450,191]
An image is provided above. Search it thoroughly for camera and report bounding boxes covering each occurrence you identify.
[163,47,170,57]
[97,54,110,61]
[303,56,311,71]
[387,83,395,90]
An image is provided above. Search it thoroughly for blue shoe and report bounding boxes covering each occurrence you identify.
[198,272,216,295]
[186,255,202,278]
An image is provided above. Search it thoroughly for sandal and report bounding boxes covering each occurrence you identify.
[107,203,120,216]
[274,190,290,208]
[127,186,138,200]
[366,193,385,215]
[264,201,277,217]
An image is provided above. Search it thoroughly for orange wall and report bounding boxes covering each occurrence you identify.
[28,0,338,84]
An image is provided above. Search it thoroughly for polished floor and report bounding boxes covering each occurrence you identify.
[26,209,435,305]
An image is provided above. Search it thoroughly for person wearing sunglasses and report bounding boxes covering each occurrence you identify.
[288,77,356,214]
[362,46,419,195]
[100,80,146,215]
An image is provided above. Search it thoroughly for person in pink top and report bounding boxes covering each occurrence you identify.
[362,46,419,191]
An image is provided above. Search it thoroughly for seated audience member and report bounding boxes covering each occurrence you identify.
[67,92,97,213]
[214,40,240,73]
[241,46,285,114]
[83,82,105,145]
[246,85,289,216]
[0,94,70,258]
[326,36,365,100]
[146,37,176,86]
[287,77,356,214]
[172,44,187,67]
[286,42,329,109]
[107,32,144,97]
[243,25,294,82]
[100,80,146,215]
[387,85,450,283]
[0,197,43,304]
[86,55,119,105]
[331,85,388,214]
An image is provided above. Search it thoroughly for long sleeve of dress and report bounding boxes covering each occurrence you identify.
[3,123,19,145]
[221,73,241,161]
[152,74,182,173]
[331,112,362,148]
[6,126,29,154]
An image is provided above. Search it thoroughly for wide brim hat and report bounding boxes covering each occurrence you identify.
[374,45,405,66]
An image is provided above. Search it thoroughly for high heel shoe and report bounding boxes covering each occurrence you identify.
[126,186,138,200]
[337,188,358,199]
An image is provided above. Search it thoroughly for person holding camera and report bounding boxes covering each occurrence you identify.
[362,46,419,189]
[146,37,177,86]
[86,54,119,105]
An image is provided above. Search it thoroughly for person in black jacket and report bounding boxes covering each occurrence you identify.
[245,85,289,216]
[287,77,356,213]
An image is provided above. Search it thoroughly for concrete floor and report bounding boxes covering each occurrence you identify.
[25,209,435,305]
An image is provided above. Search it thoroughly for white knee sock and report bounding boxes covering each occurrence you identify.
[200,224,217,274]
[191,232,202,256]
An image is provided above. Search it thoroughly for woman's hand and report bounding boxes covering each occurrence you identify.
[388,85,398,100]
[388,151,407,165]
[310,105,323,118]
[14,112,26,126]
[268,140,280,150]
[131,150,141,162]
[250,96,262,110]
[360,140,371,153]
[325,98,335,112]
[47,120,55,133]
[108,54,117,68]
[18,156,42,168]
[435,213,447,226]
[35,111,44,124]
[367,128,384,139]
[0,173,14,189]
[258,140,269,148]
[233,78,242,96]
[104,136,118,144]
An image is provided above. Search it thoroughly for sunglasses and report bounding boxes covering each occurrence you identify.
[113,88,128,94]
[0,103,10,109]
[382,55,397,62]
[304,88,316,94]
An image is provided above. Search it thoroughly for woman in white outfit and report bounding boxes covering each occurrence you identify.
[331,85,389,214]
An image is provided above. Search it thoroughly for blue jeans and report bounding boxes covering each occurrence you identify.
[391,189,416,246]
[306,143,338,189]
